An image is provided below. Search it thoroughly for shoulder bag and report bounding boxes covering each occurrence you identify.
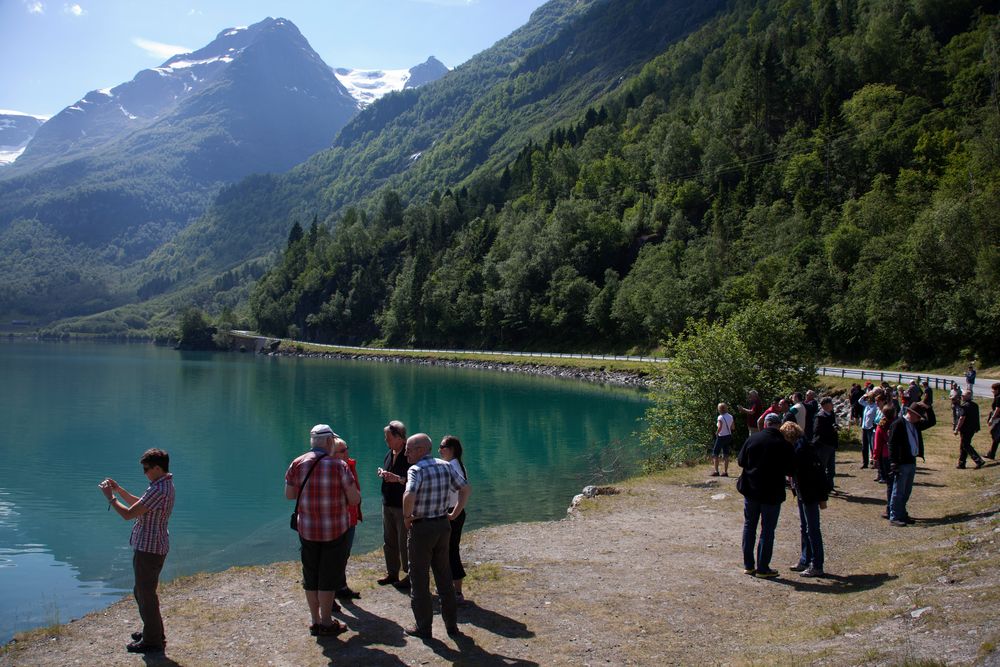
[290,453,327,531]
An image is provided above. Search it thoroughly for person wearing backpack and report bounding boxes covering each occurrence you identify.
[781,421,828,578]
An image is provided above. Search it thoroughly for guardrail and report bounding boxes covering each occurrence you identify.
[819,366,955,390]
[232,331,967,390]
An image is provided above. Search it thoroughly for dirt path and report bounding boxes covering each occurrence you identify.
[4,410,999,666]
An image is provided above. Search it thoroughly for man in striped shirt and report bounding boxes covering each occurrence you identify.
[99,448,175,654]
[401,433,470,639]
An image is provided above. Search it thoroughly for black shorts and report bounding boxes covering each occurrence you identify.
[299,533,349,591]
[713,435,733,457]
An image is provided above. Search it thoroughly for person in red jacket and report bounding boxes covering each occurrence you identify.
[333,436,363,600]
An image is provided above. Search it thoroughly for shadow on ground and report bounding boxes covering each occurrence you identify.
[768,572,897,594]
[916,508,999,527]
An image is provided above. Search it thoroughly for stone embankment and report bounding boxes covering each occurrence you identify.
[262,348,654,388]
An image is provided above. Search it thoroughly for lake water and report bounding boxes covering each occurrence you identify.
[0,341,648,642]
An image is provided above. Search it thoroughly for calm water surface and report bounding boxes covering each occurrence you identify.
[0,341,648,642]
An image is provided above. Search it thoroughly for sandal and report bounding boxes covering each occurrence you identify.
[315,622,348,637]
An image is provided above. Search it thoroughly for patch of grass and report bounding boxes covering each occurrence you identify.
[979,639,997,658]
[812,609,889,640]
[274,339,661,375]
[466,562,504,584]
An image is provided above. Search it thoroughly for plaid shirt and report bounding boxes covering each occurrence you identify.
[286,449,353,542]
[129,473,175,555]
[405,455,467,519]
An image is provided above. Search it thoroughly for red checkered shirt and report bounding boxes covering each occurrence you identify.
[286,450,353,542]
[129,473,175,555]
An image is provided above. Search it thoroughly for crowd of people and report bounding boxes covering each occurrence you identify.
[94,421,472,654]
[729,376,998,581]
[91,370,995,654]
[284,421,471,640]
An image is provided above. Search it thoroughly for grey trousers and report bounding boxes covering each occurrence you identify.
[133,550,167,646]
[408,517,457,634]
[382,505,409,576]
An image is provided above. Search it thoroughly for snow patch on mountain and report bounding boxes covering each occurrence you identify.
[334,67,411,108]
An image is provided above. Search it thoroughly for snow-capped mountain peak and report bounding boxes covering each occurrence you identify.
[334,56,449,108]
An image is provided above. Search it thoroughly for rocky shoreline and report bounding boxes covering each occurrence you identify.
[261,348,655,388]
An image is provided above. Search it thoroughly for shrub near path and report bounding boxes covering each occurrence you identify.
[3,396,998,666]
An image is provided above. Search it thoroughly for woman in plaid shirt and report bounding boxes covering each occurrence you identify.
[99,448,175,654]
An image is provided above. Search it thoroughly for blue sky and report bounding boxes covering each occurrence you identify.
[0,0,549,117]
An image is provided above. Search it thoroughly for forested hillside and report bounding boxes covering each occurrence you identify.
[132,0,726,306]
[250,0,1000,364]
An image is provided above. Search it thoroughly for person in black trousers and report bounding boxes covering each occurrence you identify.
[812,397,839,493]
[737,413,795,578]
[954,391,985,469]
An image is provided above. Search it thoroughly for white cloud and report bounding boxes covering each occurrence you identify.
[187,8,202,16]
[131,37,192,60]
[25,1,44,14]
[63,3,85,16]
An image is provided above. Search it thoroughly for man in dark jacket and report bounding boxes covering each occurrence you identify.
[737,413,795,578]
[954,390,985,469]
[812,397,839,493]
[887,402,936,526]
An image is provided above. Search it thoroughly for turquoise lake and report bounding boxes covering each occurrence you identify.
[0,341,648,642]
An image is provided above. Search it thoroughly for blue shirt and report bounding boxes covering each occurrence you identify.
[905,420,920,457]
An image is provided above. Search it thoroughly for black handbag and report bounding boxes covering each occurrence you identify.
[290,453,327,531]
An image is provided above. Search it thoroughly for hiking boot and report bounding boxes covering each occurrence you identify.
[789,563,808,572]
[755,568,779,579]
[742,567,756,575]
[800,566,824,578]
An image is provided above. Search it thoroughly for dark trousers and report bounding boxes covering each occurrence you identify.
[382,505,409,577]
[742,499,781,571]
[335,526,356,592]
[880,459,894,511]
[448,509,467,581]
[861,428,874,467]
[989,422,1000,459]
[958,432,983,467]
[133,550,167,646]
[817,445,836,491]
[408,517,457,634]
[796,500,824,570]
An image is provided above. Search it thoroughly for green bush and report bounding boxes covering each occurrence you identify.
[641,301,816,468]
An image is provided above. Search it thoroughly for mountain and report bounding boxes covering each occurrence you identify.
[334,57,449,108]
[0,17,359,321]
[109,0,727,330]
[404,56,450,89]
[0,111,46,165]
[14,18,356,172]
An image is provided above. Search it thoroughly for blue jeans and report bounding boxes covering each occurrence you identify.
[797,500,824,570]
[742,499,781,571]
[889,463,916,521]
